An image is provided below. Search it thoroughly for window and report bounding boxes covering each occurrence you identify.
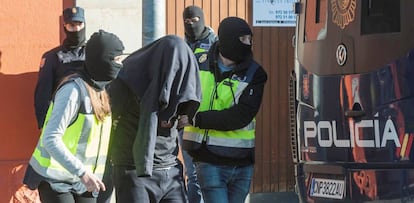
[361,0,400,34]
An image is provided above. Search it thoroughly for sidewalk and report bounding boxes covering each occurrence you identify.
[245,192,299,203]
[108,191,299,203]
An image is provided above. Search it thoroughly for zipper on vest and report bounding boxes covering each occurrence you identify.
[203,82,219,141]
[92,123,104,174]
[224,78,236,105]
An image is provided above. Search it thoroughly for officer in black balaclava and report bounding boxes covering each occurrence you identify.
[183,5,207,42]
[181,6,218,203]
[218,16,253,64]
[34,6,88,129]
[82,30,125,91]
[23,30,124,203]
[81,30,124,203]
[181,16,267,203]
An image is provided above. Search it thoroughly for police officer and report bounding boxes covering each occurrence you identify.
[24,30,125,203]
[182,5,218,203]
[183,5,218,54]
[34,6,86,129]
[33,7,117,203]
[181,17,268,203]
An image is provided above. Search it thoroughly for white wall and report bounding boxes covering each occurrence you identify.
[77,0,142,54]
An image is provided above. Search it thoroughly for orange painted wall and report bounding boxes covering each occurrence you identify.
[0,1,72,202]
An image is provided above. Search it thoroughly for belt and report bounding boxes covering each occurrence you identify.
[153,167,172,171]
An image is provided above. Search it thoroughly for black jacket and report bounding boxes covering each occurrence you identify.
[34,45,85,128]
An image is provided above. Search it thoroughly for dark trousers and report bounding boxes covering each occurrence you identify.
[113,164,188,203]
[97,158,113,203]
[38,181,96,203]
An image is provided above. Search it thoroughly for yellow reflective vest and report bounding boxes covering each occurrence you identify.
[183,68,256,159]
[29,78,111,183]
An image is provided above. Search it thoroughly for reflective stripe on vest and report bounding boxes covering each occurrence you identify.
[194,47,206,54]
[184,70,255,150]
[30,78,111,182]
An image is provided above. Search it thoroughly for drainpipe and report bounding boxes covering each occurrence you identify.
[142,0,166,46]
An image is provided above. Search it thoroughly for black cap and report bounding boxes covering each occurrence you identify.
[63,7,85,23]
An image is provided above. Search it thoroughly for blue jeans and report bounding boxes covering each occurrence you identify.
[179,129,204,203]
[195,162,253,203]
[182,149,204,203]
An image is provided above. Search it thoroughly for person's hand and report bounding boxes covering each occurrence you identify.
[160,120,173,128]
[79,171,106,193]
[177,115,192,129]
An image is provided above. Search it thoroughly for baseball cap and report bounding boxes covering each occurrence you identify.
[63,7,85,23]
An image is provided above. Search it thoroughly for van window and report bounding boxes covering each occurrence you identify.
[361,0,400,34]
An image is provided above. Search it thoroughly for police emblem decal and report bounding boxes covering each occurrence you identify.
[198,53,207,63]
[336,44,347,66]
[331,0,356,29]
[72,7,77,14]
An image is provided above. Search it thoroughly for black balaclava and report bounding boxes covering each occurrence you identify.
[183,6,206,42]
[218,17,253,64]
[63,27,86,48]
[83,30,124,90]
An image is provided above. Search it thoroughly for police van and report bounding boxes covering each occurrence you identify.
[290,0,414,202]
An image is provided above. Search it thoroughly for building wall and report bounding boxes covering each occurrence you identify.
[166,0,296,193]
[77,0,143,54]
[0,1,72,202]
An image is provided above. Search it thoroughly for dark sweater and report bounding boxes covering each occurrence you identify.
[109,35,201,176]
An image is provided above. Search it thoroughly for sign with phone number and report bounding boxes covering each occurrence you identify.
[310,178,345,199]
[253,0,296,27]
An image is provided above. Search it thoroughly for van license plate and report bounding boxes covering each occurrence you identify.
[309,178,345,199]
